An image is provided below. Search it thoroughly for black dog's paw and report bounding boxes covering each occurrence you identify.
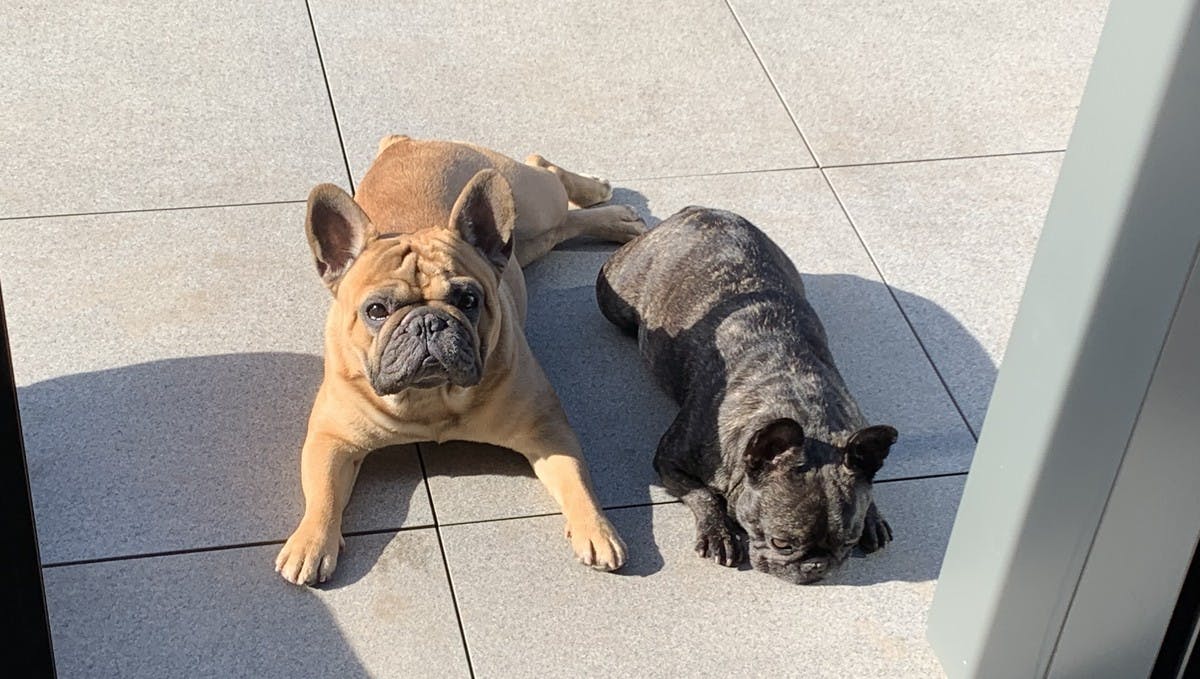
[857,510,893,554]
[695,519,745,567]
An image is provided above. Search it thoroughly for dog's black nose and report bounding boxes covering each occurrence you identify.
[425,315,447,333]
[800,558,828,576]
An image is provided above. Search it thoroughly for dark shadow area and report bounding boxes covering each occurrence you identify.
[42,526,471,677]
[888,285,998,435]
[611,187,658,227]
[555,187,659,253]
[789,272,992,479]
[522,262,671,575]
[418,440,667,578]
[42,539,378,679]
[606,504,665,577]
[17,353,422,571]
[20,352,423,676]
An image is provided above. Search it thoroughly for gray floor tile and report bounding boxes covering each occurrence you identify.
[307,0,809,183]
[827,154,1062,433]
[43,530,469,679]
[442,476,961,679]
[728,0,1107,165]
[0,2,346,218]
[1,205,430,563]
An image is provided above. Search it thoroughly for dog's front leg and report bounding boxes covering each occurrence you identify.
[275,428,368,586]
[501,422,627,572]
[654,414,744,568]
[857,501,893,554]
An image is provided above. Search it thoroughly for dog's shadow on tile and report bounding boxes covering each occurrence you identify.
[17,352,422,559]
[18,352,383,676]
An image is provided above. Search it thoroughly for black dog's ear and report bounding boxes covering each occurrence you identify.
[744,418,805,479]
[447,169,516,270]
[306,183,373,293]
[843,425,898,481]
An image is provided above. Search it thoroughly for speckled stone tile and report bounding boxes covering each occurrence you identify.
[307,0,810,183]
[0,204,430,563]
[0,1,346,218]
[442,476,961,678]
[727,0,1107,164]
[42,530,469,679]
[827,154,1062,432]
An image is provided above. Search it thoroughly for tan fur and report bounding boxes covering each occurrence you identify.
[275,137,644,585]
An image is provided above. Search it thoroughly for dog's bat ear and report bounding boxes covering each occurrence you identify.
[744,418,805,480]
[305,183,372,293]
[842,425,897,481]
[448,169,516,270]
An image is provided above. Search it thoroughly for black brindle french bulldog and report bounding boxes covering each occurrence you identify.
[596,206,897,584]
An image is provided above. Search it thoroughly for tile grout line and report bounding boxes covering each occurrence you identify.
[611,165,816,184]
[609,147,1065,184]
[0,199,306,222]
[822,148,1065,171]
[819,170,981,440]
[722,0,821,167]
[38,524,435,570]
[724,0,979,441]
[0,151,1066,223]
[303,0,356,195]
[875,470,969,485]
[414,442,477,679]
[38,474,964,570]
[41,539,294,569]
[436,498,686,528]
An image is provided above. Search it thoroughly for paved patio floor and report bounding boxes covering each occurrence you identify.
[1,2,1107,677]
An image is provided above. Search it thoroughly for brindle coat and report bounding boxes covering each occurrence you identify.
[596,206,897,584]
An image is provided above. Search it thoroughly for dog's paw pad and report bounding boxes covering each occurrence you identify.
[857,515,893,554]
[695,521,744,567]
[567,516,627,572]
[609,205,646,241]
[586,175,614,204]
[275,524,344,586]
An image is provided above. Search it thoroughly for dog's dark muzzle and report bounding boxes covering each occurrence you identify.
[370,306,482,394]
[752,549,840,585]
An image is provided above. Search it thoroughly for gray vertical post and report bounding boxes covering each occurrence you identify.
[926,0,1200,676]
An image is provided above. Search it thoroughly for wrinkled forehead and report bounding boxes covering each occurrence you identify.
[765,466,861,537]
[340,233,466,300]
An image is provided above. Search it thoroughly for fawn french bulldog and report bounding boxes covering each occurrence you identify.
[277,136,644,585]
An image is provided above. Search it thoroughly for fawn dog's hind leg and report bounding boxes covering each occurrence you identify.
[526,154,614,208]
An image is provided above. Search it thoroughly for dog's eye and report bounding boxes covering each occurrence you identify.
[769,538,794,552]
[456,291,479,311]
[365,303,389,320]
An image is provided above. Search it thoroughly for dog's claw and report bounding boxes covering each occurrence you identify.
[857,511,893,554]
[695,520,744,568]
[276,521,343,586]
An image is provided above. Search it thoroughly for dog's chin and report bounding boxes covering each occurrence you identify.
[370,366,482,396]
[750,551,841,585]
